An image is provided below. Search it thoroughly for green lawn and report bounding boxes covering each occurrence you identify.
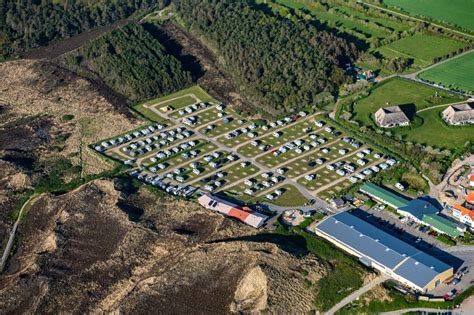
[352,77,465,126]
[265,184,309,207]
[395,106,474,149]
[418,51,474,93]
[134,85,216,121]
[376,34,467,69]
[382,0,474,32]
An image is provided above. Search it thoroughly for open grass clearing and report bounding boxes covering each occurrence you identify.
[375,33,467,69]
[256,184,309,207]
[140,85,215,107]
[352,77,466,126]
[418,51,474,93]
[158,95,197,112]
[298,168,342,191]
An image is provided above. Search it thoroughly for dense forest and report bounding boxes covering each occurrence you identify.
[0,0,169,58]
[63,23,192,101]
[173,0,359,114]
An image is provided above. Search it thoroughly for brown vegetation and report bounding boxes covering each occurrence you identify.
[0,180,326,313]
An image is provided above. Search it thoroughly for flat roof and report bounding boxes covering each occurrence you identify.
[422,213,461,238]
[315,212,452,290]
[398,199,438,221]
[360,182,409,209]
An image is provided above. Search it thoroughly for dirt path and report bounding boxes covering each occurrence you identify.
[416,100,469,113]
[23,20,129,60]
[0,194,40,272]
[325,274,390,315]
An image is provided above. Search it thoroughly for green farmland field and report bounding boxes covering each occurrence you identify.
[418,51,474,93]
[271,0,408,42]
[382,0,474,32]
[352,77,465,126]
[376,34,467,69]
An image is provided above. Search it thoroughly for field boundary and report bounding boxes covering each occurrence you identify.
[360,1,474,39]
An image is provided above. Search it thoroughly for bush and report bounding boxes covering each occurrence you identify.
[61,114,74,121]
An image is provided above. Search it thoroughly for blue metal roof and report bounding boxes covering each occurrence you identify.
[398,199,438,221]
[315,212,452,290]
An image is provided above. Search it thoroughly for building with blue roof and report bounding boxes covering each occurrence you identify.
[360,183,464,238]
[315,211,453,292]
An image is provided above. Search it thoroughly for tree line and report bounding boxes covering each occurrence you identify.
[0,0,169,58]
[62,23,192,102]
[173,0,359,114]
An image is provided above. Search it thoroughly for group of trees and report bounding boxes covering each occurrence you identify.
[63,23,192,101]
[0,0,169,58]
[174,0,359,114]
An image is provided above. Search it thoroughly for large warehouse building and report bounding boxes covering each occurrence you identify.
[315,212,453,293]
[198,194,268,228]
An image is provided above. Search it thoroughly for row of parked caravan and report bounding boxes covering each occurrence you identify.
[95,123,167,152]
[176,101,213,117]
[130,170,197,198]
[123,127,194,158]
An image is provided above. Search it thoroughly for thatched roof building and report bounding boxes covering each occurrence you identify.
[442,103,474,125]
[375,106,410,128]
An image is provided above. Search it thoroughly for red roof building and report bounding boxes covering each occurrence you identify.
[453,204,474,227]
[467,192,474,205]
[198,194,268,228]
